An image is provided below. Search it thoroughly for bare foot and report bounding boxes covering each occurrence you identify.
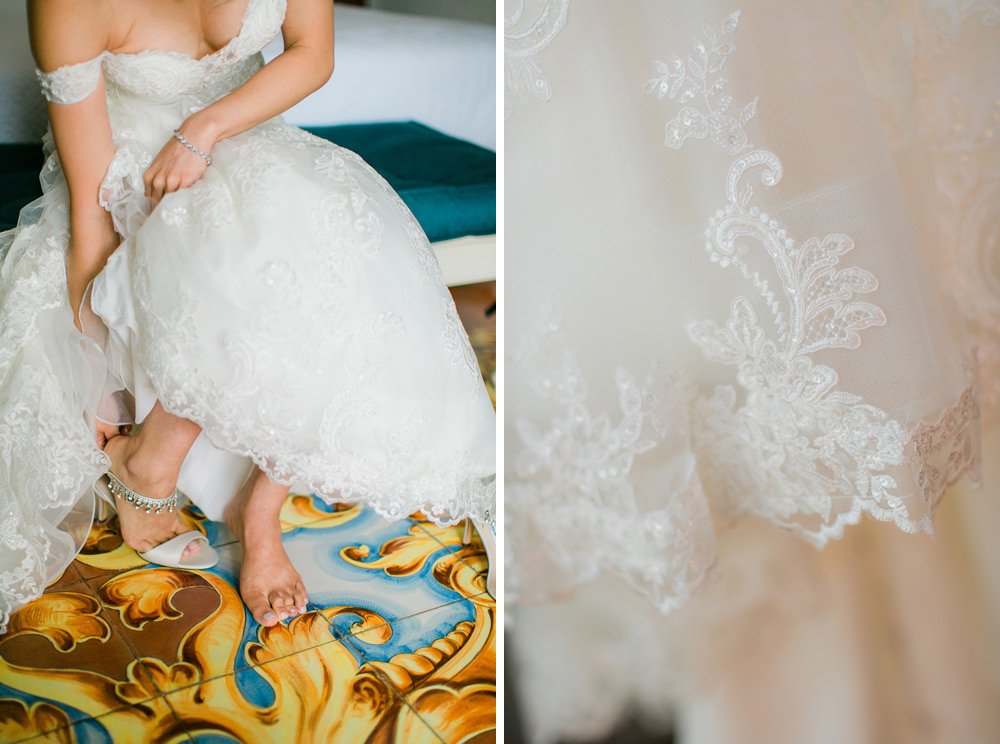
[102,434,202,559]
[224,471,307,627]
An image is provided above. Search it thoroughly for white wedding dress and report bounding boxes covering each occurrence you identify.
[506,0,999,742]
[0,0,495,634]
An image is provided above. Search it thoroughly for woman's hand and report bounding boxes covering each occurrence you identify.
[143,122,216,207]
[96,421,131,449]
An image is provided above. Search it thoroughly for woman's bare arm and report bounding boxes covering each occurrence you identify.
[144,0,335,203]
[27,0,118,330]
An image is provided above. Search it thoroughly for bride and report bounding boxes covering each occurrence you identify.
[0,0,496,633]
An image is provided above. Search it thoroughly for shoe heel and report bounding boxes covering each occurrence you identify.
[93,477,116,522]
[467,517,496,600]
[462,518,473,545]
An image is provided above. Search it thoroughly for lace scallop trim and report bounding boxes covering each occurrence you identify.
[907,371,981,508]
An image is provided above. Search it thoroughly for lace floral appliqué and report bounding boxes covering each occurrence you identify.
[510,311,716,612]
[646,11,757,155]
[648,11,977,545]
[36,55,105,105]
[504,0,571,118]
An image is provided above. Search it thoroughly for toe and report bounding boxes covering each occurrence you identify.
[247,594,278,626]
[279,593,298,618]
[293,582,308,614]
[181,539,204,559]
[270,591,295,620]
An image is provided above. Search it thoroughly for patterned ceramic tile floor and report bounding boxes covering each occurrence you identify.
[0,284,496,744]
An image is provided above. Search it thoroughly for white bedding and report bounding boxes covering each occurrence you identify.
[262,6,496,149]
[0,4,496,150]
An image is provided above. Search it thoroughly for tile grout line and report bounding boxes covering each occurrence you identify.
[82,571,250,704]
[150,591,489,700]
[341,593,496,743]
[412,518,491,579]
[159,689,197,743]
[144,586,490,702]
[324,592,488,644]
[155,640,449,744]
[15,696,172,743]
[341,632,449,744]
[9,575,164,742]
[74,533,464,702]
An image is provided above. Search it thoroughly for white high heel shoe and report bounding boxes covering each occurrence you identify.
[463,513,496,599]
[94,472,219,570]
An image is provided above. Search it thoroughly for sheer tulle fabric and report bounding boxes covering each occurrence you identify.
[0,0,496,634]
[506,0,998,741]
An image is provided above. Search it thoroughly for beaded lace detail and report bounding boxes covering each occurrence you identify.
[645,11,757,154]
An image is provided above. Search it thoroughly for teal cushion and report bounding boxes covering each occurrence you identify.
[0,144,44,232]
[0,122,496,242]
[305,121,496,242]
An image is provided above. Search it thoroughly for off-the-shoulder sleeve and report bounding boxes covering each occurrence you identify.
[35,53,105,104]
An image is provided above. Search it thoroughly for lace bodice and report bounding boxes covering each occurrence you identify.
[34,0,286,106]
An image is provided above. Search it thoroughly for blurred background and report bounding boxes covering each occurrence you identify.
[364,0,493,24]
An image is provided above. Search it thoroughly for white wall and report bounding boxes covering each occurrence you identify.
[366,0,493,26]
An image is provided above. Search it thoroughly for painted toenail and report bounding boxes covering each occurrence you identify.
[278,611,288,620]
[262,612,276,622]
[300,606,308,613]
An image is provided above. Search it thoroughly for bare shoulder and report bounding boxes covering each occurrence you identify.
[28,0,113,71]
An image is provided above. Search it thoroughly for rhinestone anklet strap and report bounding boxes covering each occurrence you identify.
[105,471,178,513]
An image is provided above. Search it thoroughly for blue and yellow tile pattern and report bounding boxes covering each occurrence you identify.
[0,499,494,743]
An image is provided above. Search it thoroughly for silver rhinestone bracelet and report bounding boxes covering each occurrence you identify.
[172,129,213,166]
